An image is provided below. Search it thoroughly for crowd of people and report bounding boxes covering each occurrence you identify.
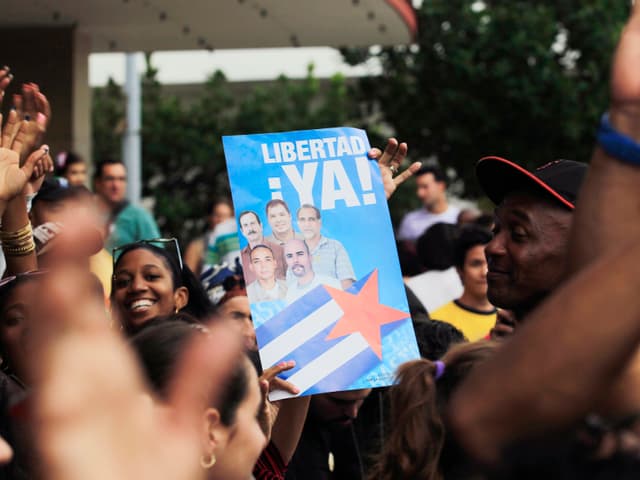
[1,3,640,479]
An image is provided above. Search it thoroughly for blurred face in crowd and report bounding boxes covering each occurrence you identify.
[65,162,88,187]
[458,244,489,301]
[297,207,321,242]
[267,203,293,238]
[311,389,372,426]
[205,357,266,480]
[216,296,257,351]
[209,202,233,230]
[249,246,277,284]
[283,239,313,281]
[112,247,188,330]
[239,212,263,245]
[0,278,40,381]
[485,192,572,315]
[416,172,445,210]
[94,163,127,206]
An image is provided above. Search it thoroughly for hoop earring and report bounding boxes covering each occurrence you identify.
[200,452,216,469]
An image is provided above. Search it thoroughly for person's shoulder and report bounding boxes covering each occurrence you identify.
[264,238,284,252]
[444,203,461,217]
[246,281,260,295]
[316,274,341,288]
[321,235,343,247]
[432,299,456,316]
[402,208,425,221]
[119,203,156,223]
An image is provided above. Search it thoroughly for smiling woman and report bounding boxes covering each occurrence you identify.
[111,241,215,334]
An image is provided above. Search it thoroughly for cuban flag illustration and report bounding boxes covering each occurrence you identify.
[256,269,418,400]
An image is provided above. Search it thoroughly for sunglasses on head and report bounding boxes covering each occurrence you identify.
[112,238,183,271]
[0,270,48,291]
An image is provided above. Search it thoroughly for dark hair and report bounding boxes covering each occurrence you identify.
[238,210,261,226]
[297,204,321,220]
[249,244,274,261]
[415,165,446,183]
[413,320,466,361]
[397,241,424,277]
[112,243,215,326]
[416,223,459,271]
[93,158,125,182]
[369,341,498,480]
[31,178,93,210]
[208,198,234,216]
[472,213,494,230]
[453,225,492,270]
[265,199,290,215]
[54,151,85,177]
[131,320,250,426]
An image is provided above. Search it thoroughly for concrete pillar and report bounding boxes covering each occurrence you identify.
[71,29,92,173]
[123,53,142,205]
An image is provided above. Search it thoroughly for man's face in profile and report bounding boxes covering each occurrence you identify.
[485,192,572,312]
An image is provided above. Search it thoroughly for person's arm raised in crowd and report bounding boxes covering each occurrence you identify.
[28,263,242,480]
[257,361,310,465]
[0,75,52,274]
[449,2,640,466]
[368,138,422,200]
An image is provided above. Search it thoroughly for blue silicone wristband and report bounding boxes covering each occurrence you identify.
[597,113,640,166]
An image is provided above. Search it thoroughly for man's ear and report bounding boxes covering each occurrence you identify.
[174,286,189,311]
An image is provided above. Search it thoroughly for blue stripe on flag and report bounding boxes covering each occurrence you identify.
[267,322,343,376]
[300,346,381,395]
[255,284,331,346]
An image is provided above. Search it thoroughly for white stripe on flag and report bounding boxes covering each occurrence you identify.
[269,333,369,401]
[260,300,344,367]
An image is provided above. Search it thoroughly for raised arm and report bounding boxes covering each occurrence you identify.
[0,77,52,274]
[449,2,640,466]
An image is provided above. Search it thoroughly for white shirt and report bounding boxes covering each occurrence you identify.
[285,273,342,305]
[406,267,463,313]
[397,205,460,241]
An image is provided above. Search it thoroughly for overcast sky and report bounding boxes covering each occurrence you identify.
[89,47,382,86]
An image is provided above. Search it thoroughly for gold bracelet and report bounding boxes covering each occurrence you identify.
[0,223,32,242]
[3,239,35,251]
[3,242,36,257]
[2,233,33,246]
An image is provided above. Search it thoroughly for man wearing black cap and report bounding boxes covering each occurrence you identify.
[448,4,640,470]
[475,156,587,321]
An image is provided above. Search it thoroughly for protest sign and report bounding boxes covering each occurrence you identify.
[223,127,420,400]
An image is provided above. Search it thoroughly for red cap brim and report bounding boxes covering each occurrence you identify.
[476,156,575,210]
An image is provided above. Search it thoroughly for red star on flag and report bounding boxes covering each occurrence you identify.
[324,269,409,359]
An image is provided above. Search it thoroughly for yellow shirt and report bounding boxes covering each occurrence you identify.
[431,300,496,341]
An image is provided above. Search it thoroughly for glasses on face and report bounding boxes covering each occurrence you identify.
[112,238,183,272]
[0,270,48,291]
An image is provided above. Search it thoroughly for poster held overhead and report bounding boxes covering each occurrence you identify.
[223,127,419,400]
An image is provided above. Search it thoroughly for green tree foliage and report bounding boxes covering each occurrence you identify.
[344,0,628,200]
[92,59,359,244]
